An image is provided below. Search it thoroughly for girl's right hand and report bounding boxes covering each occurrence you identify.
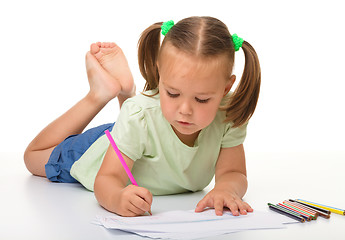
[114,185,153,217]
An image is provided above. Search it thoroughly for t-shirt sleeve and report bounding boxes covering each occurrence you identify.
[111,99,147,161]
[221,121,248,148]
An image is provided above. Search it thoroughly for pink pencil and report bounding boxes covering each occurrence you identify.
[104,130,138,185]
[104,130,152,215]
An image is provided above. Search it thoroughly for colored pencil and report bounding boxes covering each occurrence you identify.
[296,199,344,216]
[268,203,305,223]
[285,200,318,215]
[284,200,318,217]
[288,200,330,219]
[104,130,152,215]
[290,199,331,215]
[278,203,312,221]
[282,201,317,219]
[277,204,311,222]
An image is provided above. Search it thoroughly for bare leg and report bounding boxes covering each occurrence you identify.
[24,43,135,177]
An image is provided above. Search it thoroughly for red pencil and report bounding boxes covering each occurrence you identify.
[289,199,331,218]
[278,203,312,221]
[283,201,318,219]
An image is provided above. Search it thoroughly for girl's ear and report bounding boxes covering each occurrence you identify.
[224,75,236,96]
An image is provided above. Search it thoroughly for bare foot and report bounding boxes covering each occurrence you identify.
[90,42,135,96]
[85,51,121,104]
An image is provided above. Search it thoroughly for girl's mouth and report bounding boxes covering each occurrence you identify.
[177,121,192,126]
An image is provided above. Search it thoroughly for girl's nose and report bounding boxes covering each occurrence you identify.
[179,101,192,115]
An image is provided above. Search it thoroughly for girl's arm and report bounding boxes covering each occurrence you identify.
[94,145,152,216]
[195,144,253,216]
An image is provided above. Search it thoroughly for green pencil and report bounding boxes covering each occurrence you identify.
[268,203,305,223]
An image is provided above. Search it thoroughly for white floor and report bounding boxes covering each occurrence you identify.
[1,151,344,240]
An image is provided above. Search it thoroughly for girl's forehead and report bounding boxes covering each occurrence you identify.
[158,45,229,94]
[158,44,229,80]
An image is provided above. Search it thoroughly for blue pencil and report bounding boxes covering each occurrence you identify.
[296,199,344,216]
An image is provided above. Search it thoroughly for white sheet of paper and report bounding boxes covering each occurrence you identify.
[94,209,298,239]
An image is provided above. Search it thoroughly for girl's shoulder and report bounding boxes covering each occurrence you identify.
[123,89,160,111]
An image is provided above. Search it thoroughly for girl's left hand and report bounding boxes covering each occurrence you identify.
[194,187,253,216]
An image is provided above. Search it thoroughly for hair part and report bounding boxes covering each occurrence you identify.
[137,16,261,127]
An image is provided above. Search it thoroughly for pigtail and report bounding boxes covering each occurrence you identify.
[138,22,163,91]
[223,41,261,127]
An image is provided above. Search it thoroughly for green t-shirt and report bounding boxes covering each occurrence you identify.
[70,90,247,195]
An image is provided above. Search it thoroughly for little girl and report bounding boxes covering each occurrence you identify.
[24,16,261,217]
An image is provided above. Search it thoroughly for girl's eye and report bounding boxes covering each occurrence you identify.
[195,97,210,103]
[167,91,180,98]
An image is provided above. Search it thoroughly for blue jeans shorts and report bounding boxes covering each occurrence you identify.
[45,123,115,183]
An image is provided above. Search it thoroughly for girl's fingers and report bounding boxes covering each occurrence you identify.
[135,187,153,214]
[195,196,213,212]
[234,199,253,214]
[126,208,140,217]
[234,199,247,215]
[121,185,153,216]
[127,200,147,215]
[242,201,253,212]
[196,191,254,217]
[136,187,153,206]
[214,198,224,216]
[226,200,240,216]
[130,195,152,214]
[195,201,207,212]
[225,199,253,215]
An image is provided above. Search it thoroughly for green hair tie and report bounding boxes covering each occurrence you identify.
[232,34,244,51]
[161,20,175,36]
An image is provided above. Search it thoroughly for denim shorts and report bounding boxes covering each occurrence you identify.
[45,123,115,183]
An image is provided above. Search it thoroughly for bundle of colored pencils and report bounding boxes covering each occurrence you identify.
[268,199,344,223]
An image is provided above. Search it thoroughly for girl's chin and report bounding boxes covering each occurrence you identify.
[172,124,200,136]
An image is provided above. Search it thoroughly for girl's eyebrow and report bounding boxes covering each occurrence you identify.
[166,86,179,91]
[166,85,216,95]
[167,86,215,95]
[162,81,215,95]
[195,91,216,95]
[163,82,180,92]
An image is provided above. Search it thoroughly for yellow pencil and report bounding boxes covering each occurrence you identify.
[296,199,345,216]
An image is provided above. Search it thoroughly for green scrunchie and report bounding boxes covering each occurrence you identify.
[232,34,244,51]
[161,20,175,36]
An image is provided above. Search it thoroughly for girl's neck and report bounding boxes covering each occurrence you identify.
[171,126,201,147]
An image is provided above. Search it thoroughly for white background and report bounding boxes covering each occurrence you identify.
[0,2,344,239]
[0,0,344,155]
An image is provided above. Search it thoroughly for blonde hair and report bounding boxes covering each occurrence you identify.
[138,16,261,127]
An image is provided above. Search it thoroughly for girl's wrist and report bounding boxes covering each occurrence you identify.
[100,186,124,214]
